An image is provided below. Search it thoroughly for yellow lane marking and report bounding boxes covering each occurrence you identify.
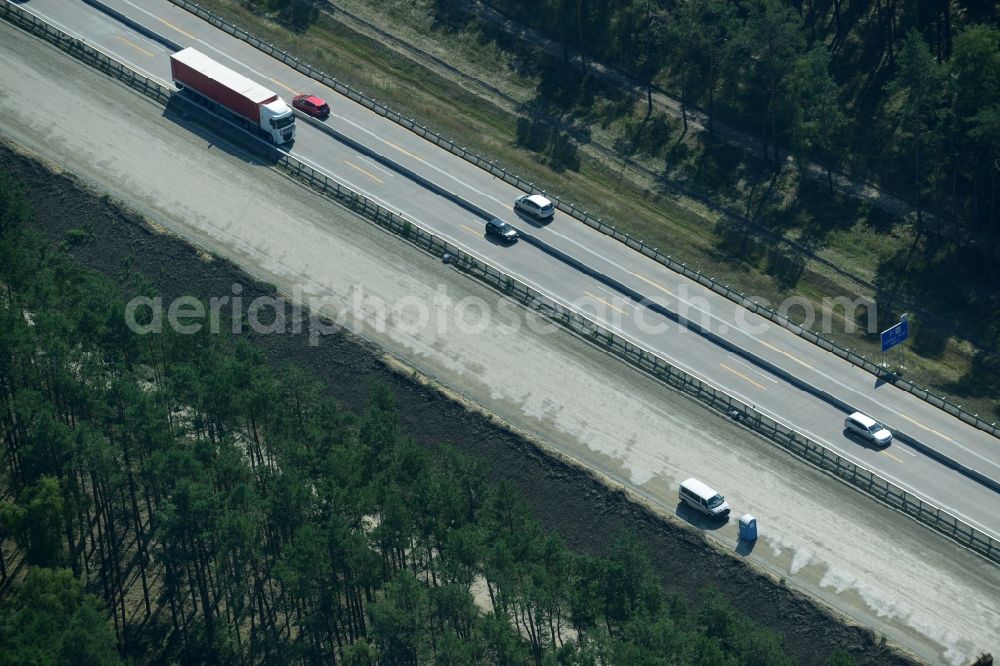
[343,160,383,184]
[882,450,905,464]
[632,270,812,373]
[758,338,814,370]
[157,17,195,39]
[898,413,956,444]
[117,36,154,58]
[630,271,674,297]
[585,291,629,316]
[727,356,779,383]
[460,224,480,235]
[719,363,768,391]
[384,140,423,162]
[269,78,297,95]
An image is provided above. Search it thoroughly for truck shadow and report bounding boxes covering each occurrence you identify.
[675,503,729,531]
[162,96,286,166]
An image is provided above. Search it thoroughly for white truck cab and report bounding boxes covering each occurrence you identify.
[261,99,295,144]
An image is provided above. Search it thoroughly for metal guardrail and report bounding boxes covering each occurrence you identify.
[4,0,998,564]
[0,2,170,105]
[81,0,183,51]
[165,0,1000,441]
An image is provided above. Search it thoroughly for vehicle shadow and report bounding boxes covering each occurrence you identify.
[675,503,729,531]
[842,428,891,451]
[513,210,554,228]
[162,95,286,166]
[735,538,757,557]
[483,234,518,247]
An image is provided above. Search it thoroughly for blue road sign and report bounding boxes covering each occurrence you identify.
[881,320,909,352]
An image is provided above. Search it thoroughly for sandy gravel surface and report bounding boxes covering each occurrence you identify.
[2,18,998,664]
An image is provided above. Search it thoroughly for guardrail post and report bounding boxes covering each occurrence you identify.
[12,0,995,565]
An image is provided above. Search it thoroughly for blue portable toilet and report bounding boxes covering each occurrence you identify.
[739,514,758,541]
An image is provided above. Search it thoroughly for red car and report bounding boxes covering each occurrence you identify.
[292,94,330,118]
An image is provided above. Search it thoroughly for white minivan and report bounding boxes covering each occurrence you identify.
[844,411,892,447]
[513,194,555,221]
[679,478,731,519]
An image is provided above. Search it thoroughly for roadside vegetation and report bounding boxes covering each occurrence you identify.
[0,169,858,664]
[202,0,1000,418]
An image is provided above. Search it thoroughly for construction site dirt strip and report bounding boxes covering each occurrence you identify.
[0,143,918,665]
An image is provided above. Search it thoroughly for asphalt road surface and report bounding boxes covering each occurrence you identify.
[2,5,999,664]
[21,0,1000,544]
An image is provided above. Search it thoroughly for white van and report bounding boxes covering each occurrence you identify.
[844,411,892,447]
[679,478,731,519]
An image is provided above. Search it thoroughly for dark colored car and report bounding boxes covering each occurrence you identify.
[485,218,518,243]
[292,94,330,118]
[514,194,555,221]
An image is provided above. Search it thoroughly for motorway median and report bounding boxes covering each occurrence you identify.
[4,0,997,564]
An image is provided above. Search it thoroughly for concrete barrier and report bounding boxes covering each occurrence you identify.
[81,0,183,51]
[295,113,494,221]
[4,0,998,564]
[165,0,1000,443]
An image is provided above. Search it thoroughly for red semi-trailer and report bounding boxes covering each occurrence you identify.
[170,47,295,144]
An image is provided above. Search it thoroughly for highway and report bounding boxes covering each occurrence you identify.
[3,9,1000,661]
[13,0,1000,540]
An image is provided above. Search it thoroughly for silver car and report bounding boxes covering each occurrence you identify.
[844,411,892,447]
[514,194,555,221]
